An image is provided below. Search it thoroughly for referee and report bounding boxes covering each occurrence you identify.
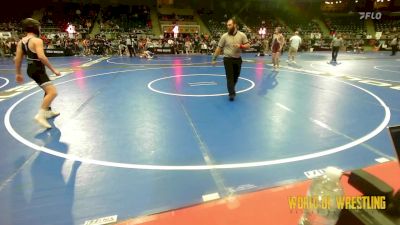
[212,18,249,101]
[330,33,343,64]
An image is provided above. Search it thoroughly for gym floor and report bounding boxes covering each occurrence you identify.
[0,51,399,225]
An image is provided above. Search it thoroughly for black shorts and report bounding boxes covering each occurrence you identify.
[27,62,51,86]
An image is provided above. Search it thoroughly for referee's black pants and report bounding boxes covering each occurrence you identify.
[332,46,339,62]
[391,45,397,56]
[127,44,135,57]
[223,57,242,96]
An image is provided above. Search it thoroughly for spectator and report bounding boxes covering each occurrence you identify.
[390,36,398,56]
[287,31,302,63]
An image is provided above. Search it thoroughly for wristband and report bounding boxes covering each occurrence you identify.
[240,44,244,49]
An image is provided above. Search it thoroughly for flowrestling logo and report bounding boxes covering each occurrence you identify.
[359,12,382,20]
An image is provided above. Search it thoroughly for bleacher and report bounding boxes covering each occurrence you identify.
[100,5,151,34]
[0,0,399,58]
[0,3,33,33]
[199,13,226,39]
[0,20,20,33]
[286,18,321,36]
[158,12,194,22]
[242,16,279,36]
[375,16,400,33]
[41,3,99,34]
[323,16,366,38]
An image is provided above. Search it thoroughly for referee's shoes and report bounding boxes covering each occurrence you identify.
[229,94,235,101]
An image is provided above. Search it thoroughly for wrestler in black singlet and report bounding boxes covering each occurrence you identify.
[22,38,51,86]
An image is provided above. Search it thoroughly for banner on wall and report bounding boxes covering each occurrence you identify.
[0,32,12,39]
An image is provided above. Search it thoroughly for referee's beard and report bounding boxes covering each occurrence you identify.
[228,27,237,35]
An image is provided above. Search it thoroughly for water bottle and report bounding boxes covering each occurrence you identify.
[299,167,344,225]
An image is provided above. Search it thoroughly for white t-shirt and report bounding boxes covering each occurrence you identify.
[126,38,132,45]
[172,26,179,34]
[391,38,398,46]
[290,35,302,49]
